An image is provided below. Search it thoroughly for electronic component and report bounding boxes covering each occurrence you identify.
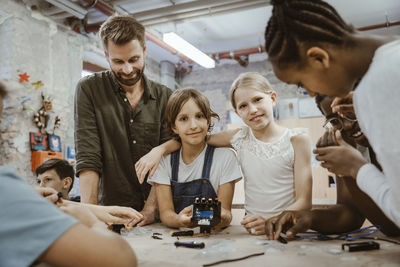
[152,233,163,240]
[278,235,287,244]
[171,230,194,237]
[174,241,205,249]
[191,197,221,234]
[107,224,134,234]
[342,241,380,252]
[108,224,125,234]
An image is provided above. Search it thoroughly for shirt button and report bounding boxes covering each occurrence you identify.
[130,119,134,123]
[124,98,128,102]
[133,140,136,144]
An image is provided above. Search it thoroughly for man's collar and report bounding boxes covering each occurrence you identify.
[110,71,121,93]
[142,75,156,101]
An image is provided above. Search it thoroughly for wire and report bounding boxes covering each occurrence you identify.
[202,252,265,267]
[298,225,382,241]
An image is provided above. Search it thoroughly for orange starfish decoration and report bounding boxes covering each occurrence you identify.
[19,72,30,83]
[31,80,44,90]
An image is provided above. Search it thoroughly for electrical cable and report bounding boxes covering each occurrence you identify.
[202,252,265,267]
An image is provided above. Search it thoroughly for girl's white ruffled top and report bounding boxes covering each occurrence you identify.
[231,126,308,219]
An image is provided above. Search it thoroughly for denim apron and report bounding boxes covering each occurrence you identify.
[171,145,218,213]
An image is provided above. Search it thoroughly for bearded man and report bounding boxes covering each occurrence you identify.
[74,15,172,226]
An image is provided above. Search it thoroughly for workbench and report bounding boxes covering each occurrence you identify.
[125,224,400,267]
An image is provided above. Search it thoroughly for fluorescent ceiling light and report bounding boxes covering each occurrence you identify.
[163,32,215,69]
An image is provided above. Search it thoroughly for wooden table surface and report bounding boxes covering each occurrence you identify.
[124,224,400,267]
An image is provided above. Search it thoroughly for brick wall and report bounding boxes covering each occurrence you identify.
[0,1,83,182]
[0,1,162,183]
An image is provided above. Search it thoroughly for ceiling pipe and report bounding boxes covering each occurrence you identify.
[140,2,269,27]
[42,5,67,16]
[70,19,192,64]
[131,0,270,27]
[81,0,115,16]
[131,0,248,19]
[77,18,400,68]
[70,0,400,68]
[75,0,264,67]
[76,0,192,64]
[45,0,88,19]
[358,20,400,31]
[210,20,400,66]
[211,46,265,61]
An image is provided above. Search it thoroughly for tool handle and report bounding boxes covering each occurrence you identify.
[174,241,205,249]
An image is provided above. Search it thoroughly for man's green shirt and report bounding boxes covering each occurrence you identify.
[74,71,172,210]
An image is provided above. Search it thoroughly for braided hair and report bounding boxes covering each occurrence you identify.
[265,0,354,66]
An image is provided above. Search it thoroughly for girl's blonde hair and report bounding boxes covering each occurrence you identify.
[230,72,274,109]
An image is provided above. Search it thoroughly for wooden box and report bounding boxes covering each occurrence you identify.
[31,151,63,172]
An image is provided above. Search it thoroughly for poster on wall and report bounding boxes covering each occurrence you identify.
[276,98,299,120]
[29,132,48,151]
[48,134,61,152]
[298,97,323,118]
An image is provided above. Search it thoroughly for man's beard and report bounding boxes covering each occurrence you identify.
[114,65,145,87]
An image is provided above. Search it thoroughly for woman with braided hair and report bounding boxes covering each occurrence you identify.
[264,0,400,238]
